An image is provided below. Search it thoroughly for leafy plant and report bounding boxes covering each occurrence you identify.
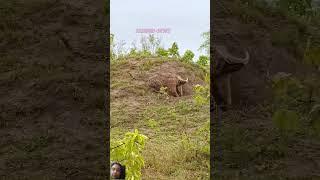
[147,34,161,54]
[110,129,148,180]
[127,41,139,57]
[110,33,116,61]
[194,120,210,155]
[193,74,210,106]
[115,40,127,59]
[128,48,138,57]
[197,55,209,67]
[146,118,160,131]
[168,42,180,58]
[140,49,152,57]
[156,47,169,57]
[110,33,128,60]
[198,31,210,55]
[155,86,169,100]
[140,34,161,55]
[181,50,195,63]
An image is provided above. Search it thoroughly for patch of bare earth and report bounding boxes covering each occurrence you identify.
[0,0,107,178]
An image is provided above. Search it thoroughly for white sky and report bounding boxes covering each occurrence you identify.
[110,0,210,60]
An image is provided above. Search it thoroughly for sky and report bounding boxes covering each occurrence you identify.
[110,0,210,60]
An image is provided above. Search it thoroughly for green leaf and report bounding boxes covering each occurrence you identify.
[110,129,148,180]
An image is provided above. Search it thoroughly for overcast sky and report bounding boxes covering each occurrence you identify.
[110,0,210,60]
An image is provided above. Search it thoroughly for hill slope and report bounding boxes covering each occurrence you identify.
[110,57,210,179]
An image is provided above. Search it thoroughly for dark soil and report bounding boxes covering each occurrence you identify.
[0,0,108,179]
[212,0,320,179]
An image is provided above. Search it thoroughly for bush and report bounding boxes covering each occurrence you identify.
[111,129,148,180]
[168,42,180,58]
[193,74,210,106]
[197,55,209,66]
[199,31,210,55]
[156,47,169,57]
[181,50,195,63]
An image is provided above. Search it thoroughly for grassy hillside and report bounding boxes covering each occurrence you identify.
[110,57,210,179]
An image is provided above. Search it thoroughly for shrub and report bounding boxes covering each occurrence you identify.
[181,50,195,63]
[197,55,209,66]
[168,42,180,58]
[111,129,148,180]
[156,47,169,57]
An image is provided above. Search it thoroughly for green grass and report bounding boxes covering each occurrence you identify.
[110,58,209,179]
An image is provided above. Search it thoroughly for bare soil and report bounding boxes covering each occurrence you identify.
[0,0,108,179]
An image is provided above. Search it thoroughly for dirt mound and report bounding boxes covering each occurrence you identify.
[110,58,208,136]
[146,60,206,96]
[147,72,188,97]
[111,58,206,101]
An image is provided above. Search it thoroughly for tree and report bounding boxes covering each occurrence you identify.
[168,42,180,58]
[139,34,161,55]
[197,55,209,66]
[198,31,210,56]
[147,34,161,55]
[182,50,195,62]
[140,35,151,54]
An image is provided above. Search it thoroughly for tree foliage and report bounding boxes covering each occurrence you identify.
[140,34,161,55]
[156,47,169,57]
[110,33,116,61]
[275,0,312,16]
[197,55,209,67]
[181,49,195,62]
[168,42,180,58]
[198,31,210,56]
